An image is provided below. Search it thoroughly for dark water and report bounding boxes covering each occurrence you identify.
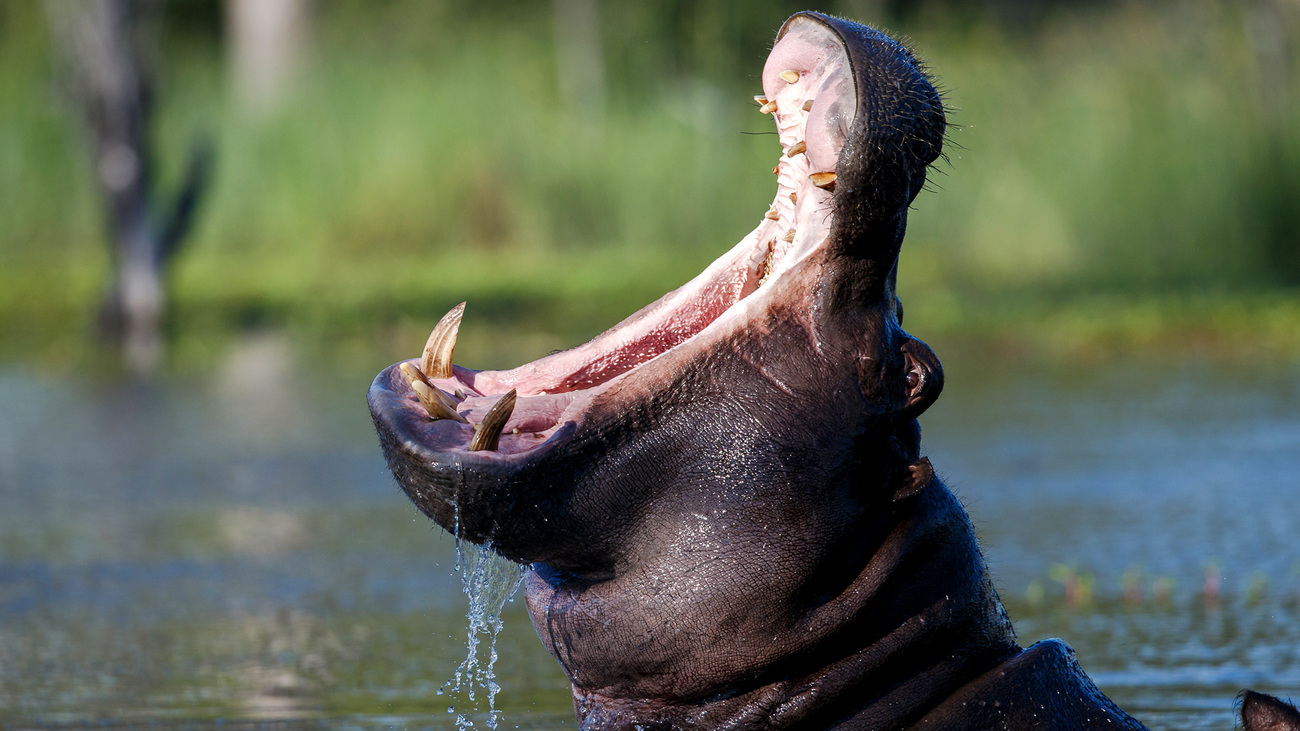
[1,336,1297,729]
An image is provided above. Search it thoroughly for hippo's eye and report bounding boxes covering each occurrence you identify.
[906,368,921,390]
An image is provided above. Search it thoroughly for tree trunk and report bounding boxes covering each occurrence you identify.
[45,0,211,375]
[225,0,310,115]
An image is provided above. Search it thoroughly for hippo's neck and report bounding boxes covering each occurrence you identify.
[562,467,1021,730]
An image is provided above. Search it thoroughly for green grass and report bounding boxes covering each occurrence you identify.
[3,1,1299,372]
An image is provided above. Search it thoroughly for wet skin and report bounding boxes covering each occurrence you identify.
[369,12,1291,730]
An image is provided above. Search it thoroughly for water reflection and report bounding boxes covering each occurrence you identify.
[1,341,1297,729]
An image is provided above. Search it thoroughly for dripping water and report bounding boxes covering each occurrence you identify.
[439,532,526,730]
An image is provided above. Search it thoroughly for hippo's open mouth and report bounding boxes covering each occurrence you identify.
[370,16,857,460]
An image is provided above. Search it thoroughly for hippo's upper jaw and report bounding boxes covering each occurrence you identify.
[369,11,944,569]
[369,11,1039,729]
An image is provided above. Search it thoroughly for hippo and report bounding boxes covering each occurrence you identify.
[368,12,1298,730]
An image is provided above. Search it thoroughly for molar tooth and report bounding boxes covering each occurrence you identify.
[779,69,800,83]
[790,192,798,204]
[783,229,796,243]
[759,101,778,114]
[420,302,465,379]
[759,244,776,286]
[772,165,780,175]
[412,381,469,423]
[470,389,517,452]
[786,141,807,158]
[802,99,814,112]
[809,172,838,189]
[765,209,780,220]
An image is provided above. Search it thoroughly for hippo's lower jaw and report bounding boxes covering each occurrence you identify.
[364,11,1298,731]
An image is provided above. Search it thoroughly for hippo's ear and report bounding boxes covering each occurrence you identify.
[1240,690,1300,731]
[899,336,943,421]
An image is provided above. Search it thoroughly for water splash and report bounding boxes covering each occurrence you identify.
[441,538,526,730]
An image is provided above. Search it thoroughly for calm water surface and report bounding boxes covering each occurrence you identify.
[1,336,1297,729]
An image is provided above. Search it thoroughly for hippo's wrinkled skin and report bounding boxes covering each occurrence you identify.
[369,12,1296,730]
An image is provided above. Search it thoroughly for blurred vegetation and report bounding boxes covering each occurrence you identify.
[2,0,1299,373]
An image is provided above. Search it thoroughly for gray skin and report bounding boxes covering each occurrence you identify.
[369,12,1289,730]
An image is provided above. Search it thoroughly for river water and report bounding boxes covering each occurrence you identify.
[1,335,1297,729]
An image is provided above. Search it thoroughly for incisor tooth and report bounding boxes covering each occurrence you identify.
[753,95,768,105]
[412,381,469,423]
[810,172,837,189]
[759,101,778,114]
[786,141,807,157]
[399,361,431,390]
[783,229,796,243]
[470,390,517,452]
[779,69,800,83]
[803,99,814,112]
[420,302,465,379]
[765,209,780,220]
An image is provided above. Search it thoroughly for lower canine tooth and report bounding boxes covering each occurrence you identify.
[421,302,465,379]
[810,172,837,189]
[786,141,807,157]
[412,381,469,423]
[470,390,517,452]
